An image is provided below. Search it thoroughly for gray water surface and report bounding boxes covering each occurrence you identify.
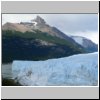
[1,63,12,79]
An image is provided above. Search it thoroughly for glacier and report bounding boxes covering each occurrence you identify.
[12,52,98,86]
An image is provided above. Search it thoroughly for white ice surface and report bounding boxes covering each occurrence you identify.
[12,52,98,86]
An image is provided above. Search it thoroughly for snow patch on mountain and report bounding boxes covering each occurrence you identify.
[71,36,83,45]
[12,52,98,86]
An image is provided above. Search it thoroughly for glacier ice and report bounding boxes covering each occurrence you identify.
[12,52,98,86]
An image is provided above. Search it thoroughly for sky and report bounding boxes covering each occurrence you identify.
[2,14,98,44]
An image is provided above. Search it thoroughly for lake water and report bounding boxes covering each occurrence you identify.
[1,63,13,79]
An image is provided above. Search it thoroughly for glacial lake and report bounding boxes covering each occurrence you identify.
[1,63,12,79]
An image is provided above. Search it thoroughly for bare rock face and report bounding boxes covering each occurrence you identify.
[31,16,60,37]
[31,16,46,25]
[2,22,33,33]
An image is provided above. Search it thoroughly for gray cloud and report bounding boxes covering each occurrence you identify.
[40,14,98,33]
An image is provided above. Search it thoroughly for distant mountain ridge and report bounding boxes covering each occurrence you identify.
[71,36,98,52]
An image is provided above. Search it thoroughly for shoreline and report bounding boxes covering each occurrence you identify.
[2,78,22,86]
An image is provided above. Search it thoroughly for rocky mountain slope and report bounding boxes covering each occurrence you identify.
[71,36,98,52]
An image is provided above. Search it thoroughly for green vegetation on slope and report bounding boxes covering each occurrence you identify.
[2,30,85,53]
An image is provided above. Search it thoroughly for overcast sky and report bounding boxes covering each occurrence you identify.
[2,14,98,44]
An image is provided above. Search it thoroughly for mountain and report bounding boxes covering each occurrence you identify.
[71,36,98,52]
[2,16,87,63]
[19,16,79,44]
[2,16,78,42]
[12,52,98,86]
